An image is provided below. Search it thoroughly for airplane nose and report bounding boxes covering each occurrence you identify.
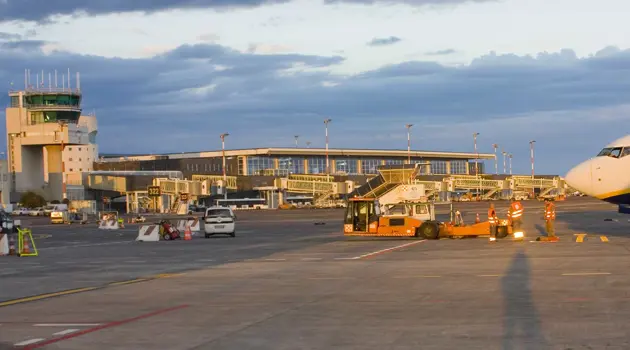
[565,160,593,195]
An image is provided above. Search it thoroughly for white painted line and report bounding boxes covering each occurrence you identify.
[124,260,146,263]
[348,240,427,260]
[34,323,102,327]
[264,259,286,261]
[52,328,79,336]
[334,257,359,260]
[196,259,215,262]
[478,274,502,277]
[562,272,611,276]
[14,338,45,346]
[40,241,133,250]
[301,258,323,261]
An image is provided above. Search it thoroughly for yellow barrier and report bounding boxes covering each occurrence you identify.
[17,228,38,257]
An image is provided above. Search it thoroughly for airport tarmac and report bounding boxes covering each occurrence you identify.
[1,197,630,349]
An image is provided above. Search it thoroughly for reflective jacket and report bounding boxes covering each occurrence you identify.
[488,208,498,224]
[544,203,556,221]
[508,201,523,219]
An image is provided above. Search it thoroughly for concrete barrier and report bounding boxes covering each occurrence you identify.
[136,225,160,242]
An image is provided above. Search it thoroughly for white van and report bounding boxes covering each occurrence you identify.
[203,206,236,238]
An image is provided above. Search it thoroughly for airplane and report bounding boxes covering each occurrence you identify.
[565,134,630,213]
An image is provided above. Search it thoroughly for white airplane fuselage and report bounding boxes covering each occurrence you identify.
[565,135,630,206]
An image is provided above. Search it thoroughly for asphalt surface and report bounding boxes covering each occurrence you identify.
[1,197,630,349]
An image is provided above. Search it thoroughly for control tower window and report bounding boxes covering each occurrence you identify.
[621,147,630,158]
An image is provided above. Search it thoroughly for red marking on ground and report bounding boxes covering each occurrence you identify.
[21,304,189,349]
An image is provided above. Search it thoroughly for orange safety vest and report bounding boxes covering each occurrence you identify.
[508,201,523,219]
[488,208,498,224]
[544,203,556,221]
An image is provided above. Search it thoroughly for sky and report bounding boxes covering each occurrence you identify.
[1,0,630,175]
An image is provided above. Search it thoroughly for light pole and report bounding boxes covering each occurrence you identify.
[473,133,480,176]
[492,144,498,175]
[508,153,513,175]
[294,135,299,148]
[306,141,311,148]
[502,151,507,174]
[220,133,229,201]
[0,152,4,206]
[529,140,536,179]
[405,124,413,164]
[324,118,332,175]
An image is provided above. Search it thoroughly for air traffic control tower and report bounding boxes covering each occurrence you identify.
[5,70,98,202]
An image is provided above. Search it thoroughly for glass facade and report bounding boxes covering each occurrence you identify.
[431,160,447,174]
[23,94,80,107]
[361,159,381,174]
[451,160,468,174]
[30,111,80,124]
[247,156,274,175]
[335,159,358,174]
[385,159,404,165]
[308,157,326,174]
[278,157,305,174]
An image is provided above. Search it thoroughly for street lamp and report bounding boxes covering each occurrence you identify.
[492,144,498,175]
[508,153,513,175]
[405,124,413,164]
[306,141,311,148]
[473,133,480,176]
[529,140,536,179]
[502,151,507,174]
[324,118,332,175]
[294,135,299,148]
[220,133,229,200]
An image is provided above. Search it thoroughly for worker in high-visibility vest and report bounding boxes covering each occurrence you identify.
[507,198,524,235]
[488,203,498,242]
[544,199,556,237]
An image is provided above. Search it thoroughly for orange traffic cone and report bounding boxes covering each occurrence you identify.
[475,213,481,224]
[22,236,31,255]
[8,235,15,256]
[184,226,192,241]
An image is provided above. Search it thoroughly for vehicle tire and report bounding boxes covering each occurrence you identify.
[205,234,211,238]
[417,222,439,240]
[163,233,171,241]
[229,231,235,237]
[496,226,509,239]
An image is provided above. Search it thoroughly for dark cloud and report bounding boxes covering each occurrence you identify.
[426,49,456,55]
[0,0,493,23]
[367,36,402,47]
[0,0,290,23]
[1,43,629,174]
[0,39,47,51]
[0,32,22,40]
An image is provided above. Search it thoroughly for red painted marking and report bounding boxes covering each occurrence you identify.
[21,304,189,349]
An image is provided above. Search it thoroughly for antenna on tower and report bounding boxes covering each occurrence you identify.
[41,69,44,87]
[55,69,58,88]
[76,72,80,91]
[62,73,65,90]
[24,69,27,90]
[36,72,39,89]
[48,72,51,90]
[67,68,71,90]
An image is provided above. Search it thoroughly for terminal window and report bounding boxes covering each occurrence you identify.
[361,159,381,174]
[335,159,357,174]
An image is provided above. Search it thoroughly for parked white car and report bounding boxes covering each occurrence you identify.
[29,207,45,216]
[12,208,30,216]
[203,206,236,238]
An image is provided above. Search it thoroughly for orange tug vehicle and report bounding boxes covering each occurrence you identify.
[343,197,517,240]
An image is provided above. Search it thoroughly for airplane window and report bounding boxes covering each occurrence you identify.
[622,147,630,158]
[597,147,623,158]
[597,148,612,156]
[610,148,622,158]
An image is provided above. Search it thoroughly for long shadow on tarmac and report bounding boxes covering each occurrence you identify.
[501,250,549,350]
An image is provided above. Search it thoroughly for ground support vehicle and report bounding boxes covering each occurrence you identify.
[343,197,514,240]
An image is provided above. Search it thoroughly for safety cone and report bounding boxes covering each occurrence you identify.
[184,225,192,241]
[475,213,481,224]
[22,236,31,255]
[8,235,15,256]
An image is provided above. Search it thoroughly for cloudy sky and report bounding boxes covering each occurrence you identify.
[1,0,629,174]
